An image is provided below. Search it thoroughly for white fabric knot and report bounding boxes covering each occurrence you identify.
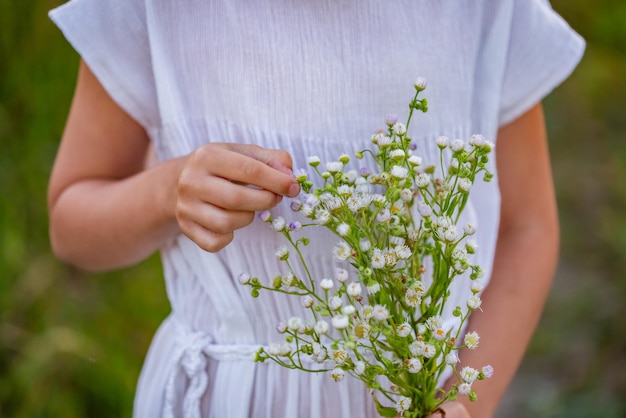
[163,331,213,418]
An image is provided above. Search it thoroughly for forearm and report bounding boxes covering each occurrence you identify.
[49,156,185,272]
[451,220,559,417]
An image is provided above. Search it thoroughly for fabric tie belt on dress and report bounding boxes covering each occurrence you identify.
[163,327,262,418]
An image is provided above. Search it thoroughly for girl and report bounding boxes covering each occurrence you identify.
[48,1,584,417]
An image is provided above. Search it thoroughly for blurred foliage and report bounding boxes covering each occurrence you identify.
[0,0,624,417]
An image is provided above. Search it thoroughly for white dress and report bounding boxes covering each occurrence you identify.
[50,1,584,417]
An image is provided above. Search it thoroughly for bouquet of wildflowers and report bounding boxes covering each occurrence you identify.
[239,79,494,418]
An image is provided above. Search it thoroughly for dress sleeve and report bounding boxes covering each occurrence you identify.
[498,0,585,126]
[49,0,159,129]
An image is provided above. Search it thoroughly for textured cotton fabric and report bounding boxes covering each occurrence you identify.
[50,1,584,417]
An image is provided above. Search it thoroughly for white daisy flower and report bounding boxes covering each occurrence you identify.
[451,139,465,152]
[312,345,327,363]
[408,155,422,166]
[376,208,391,222]
[304,194,320,207]
[463,223,477,235]
[389,236,405,246]
[342,305,356,316]
[337,185,353,196]
[400,188,413,202]
[414,77,427,91]
[422,343,436,358]
[461,366,480,384]
[395,244,412,260]
[272,216,286,231]
[287,317,303,331]
[416,172,430,188]
[458,178,472,192]
[268,343,281,356]
[359,238,371,252]
[371,249,386,269]
[464,331,480,349]
[482,365,494,378]
[392,122,406,135]
[237,273,250,284]
[325,161,343,173]
[354,321,371,339]
[346,282,362,297]
[390,149,405,160]
[275,246,289,260]
[396,322,412,338]
[405,288,421,308]
[436,136,449,149]
[432,328,447,341]
[301,296,314,309]
[328,296,343,311]
[316,209,330,225]
[367,282,381,295]
[377,136,393,147]
[335,267,349,282]
[307,155,321,167]
[470,134,486,147]
[417,201,432,217]
[390,165,409,180]
[467,295,482,310]
[332,349,349,365]
[282,272,295,287]
[470,280,484,294]
[407,358,422,373]
[333,242,352,261]
[330,367,345,382]
[361,305,374,320]
[395,396,412,413]
[331,315,350,330]
[315,320,329,335]
[300,203,314,217]
[354,361,366,375]
[320,278,334,290]
[458,383,472,395]
[336,223,350,237]
[445,352,459,365]
[372,305,389,321]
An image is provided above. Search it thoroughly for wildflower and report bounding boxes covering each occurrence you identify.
[470,134,486,147]
[423,343,436,358]
[397,322,412,338]
[302,296,314,308]
[392,122,406,135]
[457,178,472,193]
[414,77,427,91]
[390,149,405,160]
[385,113,398,125]
[237,273,250,285]
[464,223,477,235]
[482,365,494,378]
[400,188,413,202]
[322,194,343,211]
[276,321,288,334]
[467,295,482,310]
[315,320,329,335]
[372,305,389,321]
[287,221,302,232]
[333,242,352,261]
[272,216,286,231]
[300,204,314,217]
[407,358,422,373]
[367,282,381,295]
[426,315,443,330]
[461,367,480,384]
[304,193,320,207]
[377,135,393,147]
[383,249,398,267]
[464,331,480,349]
[337,223,350,237]
[346,282,362,297]
[282,272,295,287]
[443,226,458,243]
[395,244,412,260]
[405,288,421,308]
[408,155,422,166]
[316,209,330,225]
[445,352,459,365]
[361,305,374,320]
[342,305,356,316]
[258,210,271,222]
[470,280,484,294]
[332,315,350,330]
[289,200,302,212]
[312,344,327,363]
[433,328,446,340]
[376,208,391,223]
[409,340,425,357]
[390,165,409,179]
[332,349,349,365]
[320,278,334,290]
[335,267,349,282]
[371,132,384,144]
[268,343,281,356]
[417,201,432,217]
[287,317,303,331]
[325,161,342,173]
[395,396,412,413]
[330,367,345,382]
[465,239,478,254]
[451,139,465,152]
[416,172,430,188]
[275,246,289,260]
[359,239,371,252]
[458,383,472,396]
[436,136,449,149]
[354,321,371,339]
[371,249,386,269]
[307,155,321,167]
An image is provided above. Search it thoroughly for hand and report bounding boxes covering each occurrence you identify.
[175,142,300,252]
[426,401,471,418]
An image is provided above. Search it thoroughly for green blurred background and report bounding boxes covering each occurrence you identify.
[1,1,624,417]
